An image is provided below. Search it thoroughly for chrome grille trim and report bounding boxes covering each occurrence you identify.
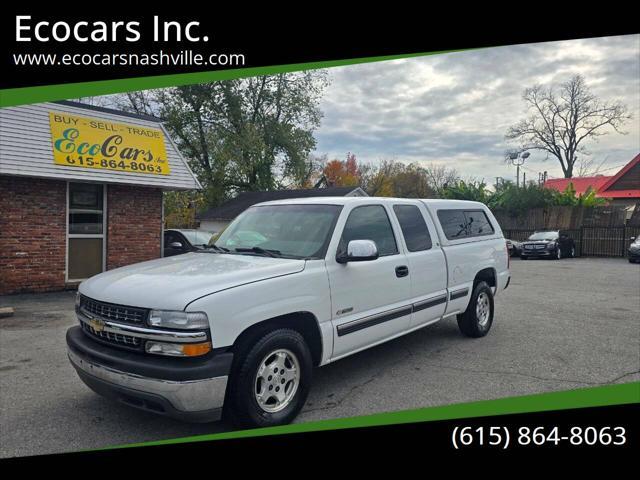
[79,295,148,325]
[81,321,141,347]
[77,312,208,343]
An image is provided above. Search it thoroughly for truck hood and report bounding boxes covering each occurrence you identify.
[79,252,306,310]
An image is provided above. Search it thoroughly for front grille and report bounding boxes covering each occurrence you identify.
[81,320,142,349]
[80,295,148,325]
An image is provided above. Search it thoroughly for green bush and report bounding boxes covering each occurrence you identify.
[439,180,607,215]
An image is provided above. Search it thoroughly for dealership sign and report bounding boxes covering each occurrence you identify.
[49,112,170,175]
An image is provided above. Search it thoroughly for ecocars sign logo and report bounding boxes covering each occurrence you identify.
[49,112,170,175]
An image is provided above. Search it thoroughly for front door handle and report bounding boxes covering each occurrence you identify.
[395,265,409,278]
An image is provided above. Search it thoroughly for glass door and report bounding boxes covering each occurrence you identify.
[67,183,105,281]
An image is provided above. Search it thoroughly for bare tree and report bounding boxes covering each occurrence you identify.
[115,91,158,116]
[76,91,159,116]
[424,163,459,193]
[506,75,630,178]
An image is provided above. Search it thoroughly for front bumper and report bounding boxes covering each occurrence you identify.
[521,248,555,257]
[629,250,640,261]
[67,326,233,422]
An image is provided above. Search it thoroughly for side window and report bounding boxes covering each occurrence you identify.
[340,205,398,256]
[393,205,432,252]
[437,210,469,240]
[464,210,494,236]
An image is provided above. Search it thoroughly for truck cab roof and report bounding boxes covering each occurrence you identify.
[256,196,488,210]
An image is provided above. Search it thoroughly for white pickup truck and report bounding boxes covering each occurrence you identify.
[67,197,510,427]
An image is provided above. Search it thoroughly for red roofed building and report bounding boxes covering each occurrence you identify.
[544,154,640,207]
[544,175,611,195]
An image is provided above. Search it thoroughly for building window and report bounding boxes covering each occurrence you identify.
[67,183,105,280]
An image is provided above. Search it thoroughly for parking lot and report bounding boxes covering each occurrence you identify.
[1,257,638,458]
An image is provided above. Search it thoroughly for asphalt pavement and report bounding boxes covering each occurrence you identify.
[1,257,638,457]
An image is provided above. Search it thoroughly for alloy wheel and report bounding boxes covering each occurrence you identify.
[254,349,300,413]
[476,292,490,327]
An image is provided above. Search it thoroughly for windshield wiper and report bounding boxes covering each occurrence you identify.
[197,244,230,253]
[234,246,282,257]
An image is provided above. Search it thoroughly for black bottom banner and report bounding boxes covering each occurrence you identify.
[3,402,637,467]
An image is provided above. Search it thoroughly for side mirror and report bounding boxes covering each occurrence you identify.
[337,240,379,264]
[631,237,636,241]
[169,241,183,249]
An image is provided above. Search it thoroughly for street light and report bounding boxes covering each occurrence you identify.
[509,151,529,187]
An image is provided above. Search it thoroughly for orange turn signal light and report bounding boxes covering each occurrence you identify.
[181,342,212,357]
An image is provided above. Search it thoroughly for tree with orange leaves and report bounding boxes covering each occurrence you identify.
[323,153,361,187]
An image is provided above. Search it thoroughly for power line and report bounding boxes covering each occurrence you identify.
[521,162,625,180]
[588,163,625,174]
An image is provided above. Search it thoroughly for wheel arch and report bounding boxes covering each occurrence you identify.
[231,312,324,366]
[473,267,497,289]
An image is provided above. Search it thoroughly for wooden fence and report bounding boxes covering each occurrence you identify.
[493,205,634,230]
[503,226,640,258]
[496,204,639,257]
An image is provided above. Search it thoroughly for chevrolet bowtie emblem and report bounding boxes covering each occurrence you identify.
[89,317,106,332]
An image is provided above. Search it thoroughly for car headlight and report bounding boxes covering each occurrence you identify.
[75,292,81,308]
[148,310,209,330]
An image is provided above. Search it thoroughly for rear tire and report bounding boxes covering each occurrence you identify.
[457,281,494,338]
[227,328,312,428]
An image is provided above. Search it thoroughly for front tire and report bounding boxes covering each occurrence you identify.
[228,328,312,428]
[555,247,562,260]
[457,281,494,338]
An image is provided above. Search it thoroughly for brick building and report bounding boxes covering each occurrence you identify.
[0,101,200,294]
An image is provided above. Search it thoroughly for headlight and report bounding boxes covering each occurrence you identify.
[148,310,209,330]
[75,292,81,308]
[145,340,212,357]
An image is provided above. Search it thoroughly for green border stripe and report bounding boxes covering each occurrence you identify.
[0,50,462,108]
[101,382,638,451]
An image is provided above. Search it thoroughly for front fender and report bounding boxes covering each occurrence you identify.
[186,261,333,363]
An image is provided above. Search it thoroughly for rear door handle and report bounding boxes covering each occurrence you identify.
[395,265,409,278]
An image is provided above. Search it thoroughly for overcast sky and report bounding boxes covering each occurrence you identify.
[314,34,640,183]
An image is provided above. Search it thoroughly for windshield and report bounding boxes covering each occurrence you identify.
[180,230,215,246]
[214,204,342,259]
[528,232,558,241]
